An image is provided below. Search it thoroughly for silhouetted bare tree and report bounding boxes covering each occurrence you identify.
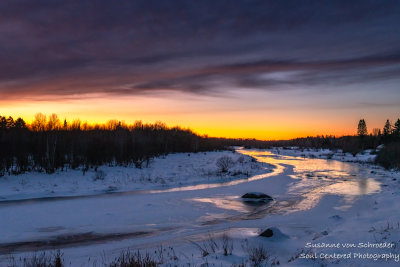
[31,113,47,131]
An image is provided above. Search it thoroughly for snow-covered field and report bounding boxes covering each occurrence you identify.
[1,148,399,266]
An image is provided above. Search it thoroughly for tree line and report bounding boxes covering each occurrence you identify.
[0,113,234,175]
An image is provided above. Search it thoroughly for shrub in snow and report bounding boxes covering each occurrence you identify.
[15,250,64,267]
[376,142,400,169]
[108,250,159,266]
[221,233,233,256]
[247,244,269,265]
[216,156,235,173]
[93,170,106,181]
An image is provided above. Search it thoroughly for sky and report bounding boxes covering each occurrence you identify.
[0,0,399,140]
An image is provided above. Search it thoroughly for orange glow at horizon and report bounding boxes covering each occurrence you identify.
[1,93,389,140]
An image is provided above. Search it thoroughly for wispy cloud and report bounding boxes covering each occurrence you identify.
[0,0,399,100]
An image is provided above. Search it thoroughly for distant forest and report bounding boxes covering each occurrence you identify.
[258,118,400,170]
[1,114,399,175]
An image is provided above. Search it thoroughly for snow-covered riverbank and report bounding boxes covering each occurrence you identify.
[0,150,272,201]
[1,148,399,266]
[269,146,377,163]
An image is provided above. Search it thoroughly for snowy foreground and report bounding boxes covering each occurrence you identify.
[0,148,400,266]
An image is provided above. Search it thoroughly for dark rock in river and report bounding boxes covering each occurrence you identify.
[260,227,289,240]
[242,192,273,200]
[260,228,274,237]
[329,215,342,220]
[242,192,273,205]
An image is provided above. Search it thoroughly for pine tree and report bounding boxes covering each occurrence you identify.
[383,119,392,136]
[394,119,400,137]
[357,119,367,136]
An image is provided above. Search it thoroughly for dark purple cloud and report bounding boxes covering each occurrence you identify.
[0,0,399,100]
